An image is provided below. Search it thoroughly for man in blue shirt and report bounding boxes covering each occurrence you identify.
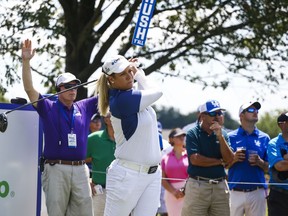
[181,100,234,216]
[267,112,288,216]
[228,101,269,216]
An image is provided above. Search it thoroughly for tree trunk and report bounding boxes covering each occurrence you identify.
[63,0,97,100]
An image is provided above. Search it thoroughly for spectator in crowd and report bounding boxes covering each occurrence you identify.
[96,55,163,216]
[22,39,96,216]
[87,112,102,177]
[267,112,288,216]
[89,113,102,133]
[181,100,234,216]
[228,101,269,216]
[161,128,188,216]
[86,112,116,216]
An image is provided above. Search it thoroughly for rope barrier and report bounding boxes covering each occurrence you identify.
[89,170,288,186]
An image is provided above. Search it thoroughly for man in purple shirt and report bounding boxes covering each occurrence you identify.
[22,39,97,216]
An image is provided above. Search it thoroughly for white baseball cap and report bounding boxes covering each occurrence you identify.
[56,72,81,87]
[239,101,261,116]
[102,55,131,75]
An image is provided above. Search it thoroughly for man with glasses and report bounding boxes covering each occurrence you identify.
[228,101,269,216]
[181,100,234,216]
[267,112,288,215]
[22,39,97,216]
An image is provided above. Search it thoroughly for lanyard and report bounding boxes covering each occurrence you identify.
[57,101,76,132]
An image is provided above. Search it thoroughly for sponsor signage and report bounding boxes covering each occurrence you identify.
[0,103,42,216]
[132,0,156,46]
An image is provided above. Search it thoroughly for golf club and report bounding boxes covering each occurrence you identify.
[0,79,97,133]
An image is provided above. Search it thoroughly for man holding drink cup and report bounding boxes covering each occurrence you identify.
[227,101,270,216]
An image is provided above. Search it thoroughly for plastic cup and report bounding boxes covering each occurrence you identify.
[248,150,258,165]
[248,150,258,156]
[236,147,246,162]
[237,146,246,154]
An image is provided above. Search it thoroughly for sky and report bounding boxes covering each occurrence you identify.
[153,74,288,121]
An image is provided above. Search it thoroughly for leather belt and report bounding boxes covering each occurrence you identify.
[117,159,158,174]
[45,159,85,166]
[190,175,225,184]
[232,186,264,192]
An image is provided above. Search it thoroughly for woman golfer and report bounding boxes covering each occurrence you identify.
[96,55,163,216]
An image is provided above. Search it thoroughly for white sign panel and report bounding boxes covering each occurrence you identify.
[0,103,41,216]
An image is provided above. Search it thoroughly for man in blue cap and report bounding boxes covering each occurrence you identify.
[181,100,234,216]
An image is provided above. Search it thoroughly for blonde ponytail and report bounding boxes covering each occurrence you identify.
[95,74,110,116]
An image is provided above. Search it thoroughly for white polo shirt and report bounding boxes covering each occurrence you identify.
[109,69,163,165]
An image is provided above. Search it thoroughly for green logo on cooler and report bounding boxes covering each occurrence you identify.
[0,181,9,198]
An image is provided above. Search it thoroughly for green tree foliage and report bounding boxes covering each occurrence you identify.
[1,0,288,100]
[257,110,284,139]
[224,111,239,130]
[0,95,9,103]
[154,105,239,130]
[155,106,198,129]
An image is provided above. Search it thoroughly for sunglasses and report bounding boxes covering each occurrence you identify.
[61,83,78,90]
[244,107,258,113]
[204,111,224,117]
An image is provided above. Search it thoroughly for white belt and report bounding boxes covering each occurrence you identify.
[117,159,158,174]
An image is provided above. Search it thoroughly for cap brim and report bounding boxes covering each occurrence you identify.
[173,132,186,137]
[208,108,226,113]
[58,79,81,86]
[251,102,261,110]
[63,78,81,84]
[243,101,261,110]
[113,62,131,74]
